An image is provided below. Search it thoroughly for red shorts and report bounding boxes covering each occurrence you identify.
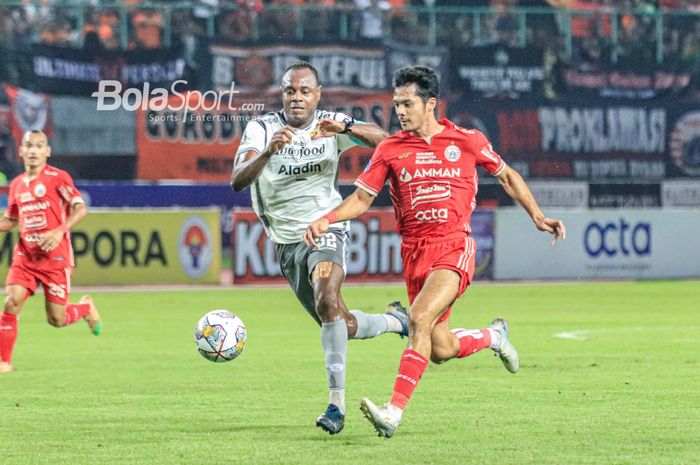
[401,232,476,324]
[5,263,73,305]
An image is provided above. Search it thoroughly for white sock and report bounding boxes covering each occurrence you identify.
[330,388,345,414]
[488,328,501,350]
[383,314,404,333]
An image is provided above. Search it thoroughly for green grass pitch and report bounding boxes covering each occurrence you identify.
[1,281,698,465]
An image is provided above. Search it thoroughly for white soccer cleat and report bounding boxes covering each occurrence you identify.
[360,397,402,438]
[490,318,520,374]
[0,361,13,373]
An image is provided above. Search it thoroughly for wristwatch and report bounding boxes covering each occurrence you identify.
[339,118,354,134]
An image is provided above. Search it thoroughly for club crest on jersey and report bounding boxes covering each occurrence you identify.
[34,183,47,198]
[444,144,461,162]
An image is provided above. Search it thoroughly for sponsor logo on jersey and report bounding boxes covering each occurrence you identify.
[415,208,449,222]
[276,144,326,159]
[399,167,413,183]
[409,181,452,208]
[34,183,47,198]
[277,162,322,176]
[178,216,213,279]
[399,167,461,183]
[413,167,461,179]
[444,144,461,162]
[398,151,413,159]
[416,152,442,165]
[19,201,50,214]
[22,213,47,230]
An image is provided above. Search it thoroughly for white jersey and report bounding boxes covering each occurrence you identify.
[235,110,361,244]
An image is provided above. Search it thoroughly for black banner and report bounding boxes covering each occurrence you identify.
[450,45,545,100]
[30,44,187,96]
[447,98,700,181]
[559,62,695,100]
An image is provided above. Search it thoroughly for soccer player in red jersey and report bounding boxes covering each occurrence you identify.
[0,131,102,374]
[304,66,566,438]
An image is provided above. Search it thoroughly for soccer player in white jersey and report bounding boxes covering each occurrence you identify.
[230,61,409,435]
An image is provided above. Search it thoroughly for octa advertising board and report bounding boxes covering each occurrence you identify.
[494,209,700,279]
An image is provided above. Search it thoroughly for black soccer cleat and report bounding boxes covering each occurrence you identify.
[316,403,345,435]
[385,301,409,339]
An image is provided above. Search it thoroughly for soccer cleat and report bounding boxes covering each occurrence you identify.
[385,301,409,338]
[316,403,345,435]
[490,318,519,373]
[0,361,13,373]
[360,398,402,438]
[80,295,103,336]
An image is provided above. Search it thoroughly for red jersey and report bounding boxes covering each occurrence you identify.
[355,118,505,239]
[6,165,84,269]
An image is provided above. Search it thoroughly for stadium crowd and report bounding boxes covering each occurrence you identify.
[0,0,698,62]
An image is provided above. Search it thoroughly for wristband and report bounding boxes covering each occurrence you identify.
[322,211,337,224]
[60,224,70,233]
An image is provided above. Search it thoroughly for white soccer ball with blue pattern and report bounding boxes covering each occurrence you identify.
[194,310,247,362]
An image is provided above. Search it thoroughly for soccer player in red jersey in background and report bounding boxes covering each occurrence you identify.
[0,130,102,374]
[304,66,566,438]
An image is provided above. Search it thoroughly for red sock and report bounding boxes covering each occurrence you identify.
[0,312,19,363]
[452,328,492,358]
[64,303,90,326]
[390,349,429,410]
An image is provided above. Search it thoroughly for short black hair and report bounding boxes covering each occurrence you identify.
[392,66,439,102]
[282,61,320,86]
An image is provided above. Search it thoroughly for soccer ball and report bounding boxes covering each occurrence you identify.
[194,310,247,362]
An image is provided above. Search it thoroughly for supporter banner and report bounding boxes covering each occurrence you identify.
[450,45,545,99]
[448,99,700,180]
[4,85,52,161]
[494,209,700,279]
[661,180,700,207]
[231,208,495,283]
[560,63,693,100]
[0,209,221,285]
[209,41,448,92]
[136,90,395,183]
[29,44,186,96]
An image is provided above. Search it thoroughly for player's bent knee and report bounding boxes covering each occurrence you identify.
[4,295,22,313]
[315,292,340,319]
[46,314,64,327]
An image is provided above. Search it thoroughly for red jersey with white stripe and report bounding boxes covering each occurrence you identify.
[6,165,84,269]
[355,118,505,239]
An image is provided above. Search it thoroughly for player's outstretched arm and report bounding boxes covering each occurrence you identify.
[303,188,376,247]
[231,127,296,191]
[312,118,388,148]
[0,216,17,233]
[495,165,566,246]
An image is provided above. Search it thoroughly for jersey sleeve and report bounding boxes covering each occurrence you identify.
[5,182,18,220]
[234,120,267,166]
[57,171,84,206]
[472,130,506,175]
[354,142,389,196]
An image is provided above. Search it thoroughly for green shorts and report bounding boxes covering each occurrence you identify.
[275,227,348,326]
